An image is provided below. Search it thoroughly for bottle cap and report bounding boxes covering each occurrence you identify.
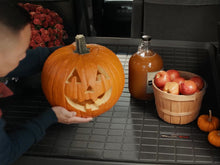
[142,35,152,41]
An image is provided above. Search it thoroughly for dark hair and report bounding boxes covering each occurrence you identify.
[0,2,31,33]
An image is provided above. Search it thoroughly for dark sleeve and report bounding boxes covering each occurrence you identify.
[6,46,60,78]
[0,109,58,165]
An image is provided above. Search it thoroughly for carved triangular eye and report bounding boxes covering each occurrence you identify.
[72,70,81,82]
[96,70,102,81]
[67,69,81,83]
[96,65,110,81]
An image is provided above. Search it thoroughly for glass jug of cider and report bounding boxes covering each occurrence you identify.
[129,35,163,100]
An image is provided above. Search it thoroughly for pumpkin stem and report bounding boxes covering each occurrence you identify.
[75,34,89,54]
[208,109,212,122]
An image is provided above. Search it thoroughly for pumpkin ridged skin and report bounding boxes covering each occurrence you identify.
[41,42,125,118]
[197,111,220,132]
[208,130,220,147]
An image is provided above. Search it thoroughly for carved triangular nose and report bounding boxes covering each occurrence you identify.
[86,85,94,93]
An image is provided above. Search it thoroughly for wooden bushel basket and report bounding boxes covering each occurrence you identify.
[152,71,207,125]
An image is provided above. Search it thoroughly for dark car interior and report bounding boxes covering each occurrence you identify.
[25,0,220,42]
[19,0,220,70]
[5,0,220,164]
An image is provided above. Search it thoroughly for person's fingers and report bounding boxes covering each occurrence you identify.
[63,110,76,118]
[52,106,93,124]
[67,117,93,124]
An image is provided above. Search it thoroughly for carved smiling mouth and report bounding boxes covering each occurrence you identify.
[65,88,112,112]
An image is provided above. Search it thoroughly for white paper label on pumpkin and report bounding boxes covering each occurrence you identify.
[146,69,163,94]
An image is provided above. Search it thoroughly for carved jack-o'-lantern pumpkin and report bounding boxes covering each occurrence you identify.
[41,34,125,117]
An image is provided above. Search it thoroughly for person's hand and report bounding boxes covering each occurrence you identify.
[52,106,93,124]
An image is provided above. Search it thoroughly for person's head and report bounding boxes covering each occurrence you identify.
[0,2,31,77]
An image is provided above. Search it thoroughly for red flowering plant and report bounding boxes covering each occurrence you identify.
[19,3,68,49]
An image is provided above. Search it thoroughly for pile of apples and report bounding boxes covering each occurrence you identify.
[154,69,204,95]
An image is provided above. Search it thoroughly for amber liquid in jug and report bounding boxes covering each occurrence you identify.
[129,35,163,100]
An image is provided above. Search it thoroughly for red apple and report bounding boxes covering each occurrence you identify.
[179,80,197,95]
[154,71,171,88]
[167,69,180,81]
[173,77,185,85]
[190,76,204,90]
[163,82,179,95]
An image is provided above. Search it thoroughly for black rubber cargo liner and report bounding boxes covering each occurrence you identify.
[1,37,219,165]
